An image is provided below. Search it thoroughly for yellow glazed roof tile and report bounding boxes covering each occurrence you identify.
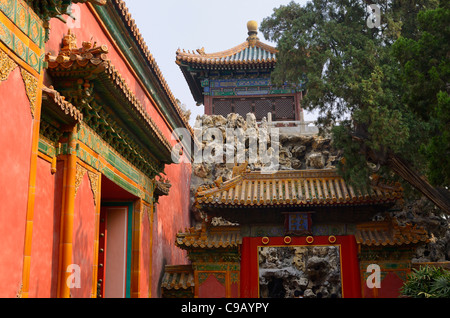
[195,169,403,207]
[355,217,429,246]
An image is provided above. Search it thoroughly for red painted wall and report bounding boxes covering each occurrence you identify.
[72,173,97,298]
[152,160,192,297]
[362,271,406,298]
[139,204,151,297]
[45,4,193,298]
[29,159,64,298]
[198,274,226,298]
[0,67,33,297]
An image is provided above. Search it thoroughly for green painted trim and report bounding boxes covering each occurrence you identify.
[38,137,56,157]
[0,0,44,73]
[93,4,189,141]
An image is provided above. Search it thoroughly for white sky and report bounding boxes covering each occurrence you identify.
[125,0,314,126]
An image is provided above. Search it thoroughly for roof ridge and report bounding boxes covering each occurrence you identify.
[109,0,193,133]
[177,40,278,59]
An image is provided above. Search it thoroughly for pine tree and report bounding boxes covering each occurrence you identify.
[260,0,449,213]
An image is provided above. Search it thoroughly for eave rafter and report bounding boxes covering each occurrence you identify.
[45,30,173,178]
[195,169,404,209]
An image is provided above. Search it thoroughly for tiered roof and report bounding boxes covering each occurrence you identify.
[176,20,279,105]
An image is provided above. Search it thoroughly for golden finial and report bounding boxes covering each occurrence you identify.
[246,20,259,46]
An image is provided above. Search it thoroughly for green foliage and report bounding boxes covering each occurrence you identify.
[392,2,450,186]
[260,0,448,192]
[401,265,450,298]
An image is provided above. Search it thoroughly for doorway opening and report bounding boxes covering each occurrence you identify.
[97,175,138,298]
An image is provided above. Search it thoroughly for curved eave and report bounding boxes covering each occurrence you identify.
[46,60,173,163]
[198,200,399,210]
[91,0,195,155]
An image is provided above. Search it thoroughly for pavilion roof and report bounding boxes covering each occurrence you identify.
[176,40,277,70]
[175,20,279,105]
[195,169,403,208]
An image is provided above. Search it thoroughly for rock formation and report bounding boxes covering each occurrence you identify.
[190,112,450,269]
[259,246,342,298]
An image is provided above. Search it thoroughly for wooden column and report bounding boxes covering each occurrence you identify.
[57,126,78,298]
[20,69,44,298]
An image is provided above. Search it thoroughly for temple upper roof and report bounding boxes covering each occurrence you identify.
[176,21,278,70]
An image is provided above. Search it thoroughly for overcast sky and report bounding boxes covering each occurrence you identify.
[125,0,312,125]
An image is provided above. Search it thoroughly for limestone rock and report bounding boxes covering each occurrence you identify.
[306,152,325,169]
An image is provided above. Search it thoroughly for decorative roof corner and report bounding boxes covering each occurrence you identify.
[154,177,172,202]
[45,30,175,176]
[176,221,242,250]
[355,217,429,247]
[46,29,109,69]
[41,85,83,125]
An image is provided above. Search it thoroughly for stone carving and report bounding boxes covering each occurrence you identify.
[191,113,342,196]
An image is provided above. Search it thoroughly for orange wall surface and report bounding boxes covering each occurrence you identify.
[0,67,34,297]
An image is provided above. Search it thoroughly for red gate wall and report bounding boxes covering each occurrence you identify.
[240,235,361,298]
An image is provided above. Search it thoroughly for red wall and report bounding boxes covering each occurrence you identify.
[362,270,406,298]
[45,4,193,298]
[152,160,192,297]
[29,158,64,298]
[0,67,33,297]
[198,275,226,298]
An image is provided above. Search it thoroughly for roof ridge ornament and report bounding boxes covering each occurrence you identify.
[246,20,259,47]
